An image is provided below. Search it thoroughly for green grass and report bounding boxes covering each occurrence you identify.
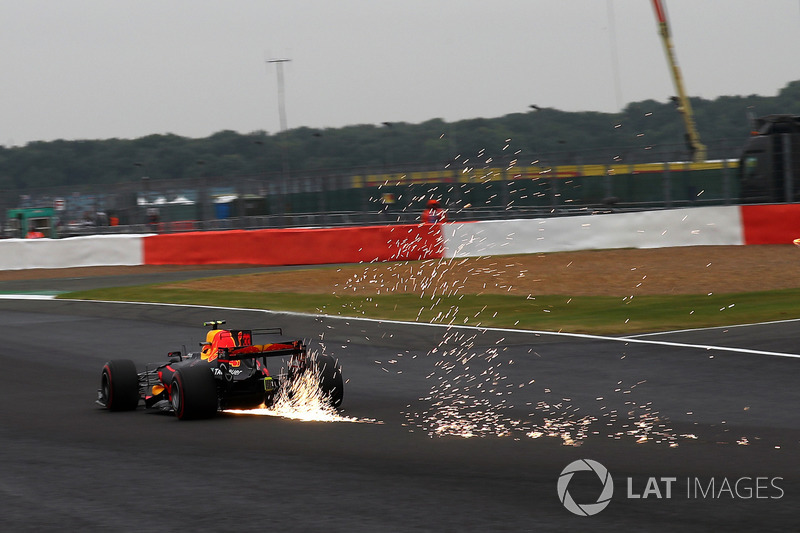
[58,284,800,335]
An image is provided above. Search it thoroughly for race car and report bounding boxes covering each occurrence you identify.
[97,320,343,420]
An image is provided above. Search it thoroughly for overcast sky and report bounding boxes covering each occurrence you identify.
[2,0,799,145]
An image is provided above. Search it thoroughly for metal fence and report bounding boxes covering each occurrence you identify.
[0,138,750,237]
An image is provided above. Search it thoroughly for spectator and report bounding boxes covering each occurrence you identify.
[147,207,160,230]
[422,199,447,224]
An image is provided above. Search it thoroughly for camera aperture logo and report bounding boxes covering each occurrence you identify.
[557,459,785,516]
[557,459,614,516]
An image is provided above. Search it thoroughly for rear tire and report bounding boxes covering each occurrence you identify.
[310,353,344,408]
[100,359,139,411]
[170,365,218,420]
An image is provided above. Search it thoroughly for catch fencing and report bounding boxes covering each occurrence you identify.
[0,140,748,237]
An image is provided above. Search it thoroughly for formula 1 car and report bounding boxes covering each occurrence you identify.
[97,320,343,420]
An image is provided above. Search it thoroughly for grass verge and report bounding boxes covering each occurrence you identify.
[57,285,800,335]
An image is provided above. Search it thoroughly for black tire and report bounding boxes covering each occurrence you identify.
[100,359,139,411]
[310,353,344,408]
[264,391,276,408]
[170,365,218,420]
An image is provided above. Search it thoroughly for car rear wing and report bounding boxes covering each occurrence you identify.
[220,343,305,361]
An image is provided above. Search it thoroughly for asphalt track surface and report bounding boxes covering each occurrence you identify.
[1,272,799,531]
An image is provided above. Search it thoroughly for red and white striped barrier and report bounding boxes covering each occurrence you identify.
[142,224,443,266]
[443,206,744,258]
[0,205,797,271]
[0,224,443,270]
[0,234,147,270]
[740,204,800,245]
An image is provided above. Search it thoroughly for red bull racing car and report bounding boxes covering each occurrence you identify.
[97,320,343,420]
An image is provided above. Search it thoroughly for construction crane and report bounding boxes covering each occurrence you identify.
[651,0,707,162]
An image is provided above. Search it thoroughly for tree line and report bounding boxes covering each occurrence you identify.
[2,80,799,191]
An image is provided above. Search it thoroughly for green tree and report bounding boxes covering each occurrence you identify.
[3,79,800,191]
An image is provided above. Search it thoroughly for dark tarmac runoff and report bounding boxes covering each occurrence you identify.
[0,270,798,531]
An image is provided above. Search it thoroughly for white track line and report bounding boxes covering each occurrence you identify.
[27,297,800,361]
[0,294,57,300]
[626,317,800,338]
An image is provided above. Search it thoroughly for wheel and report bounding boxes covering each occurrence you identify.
[264,391,276,408]
[100,359,139,411]
[309,353,344,408]
[170,365,218,420]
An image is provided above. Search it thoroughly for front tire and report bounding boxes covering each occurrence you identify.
[100,359,139,411]
[170,365,218,420]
